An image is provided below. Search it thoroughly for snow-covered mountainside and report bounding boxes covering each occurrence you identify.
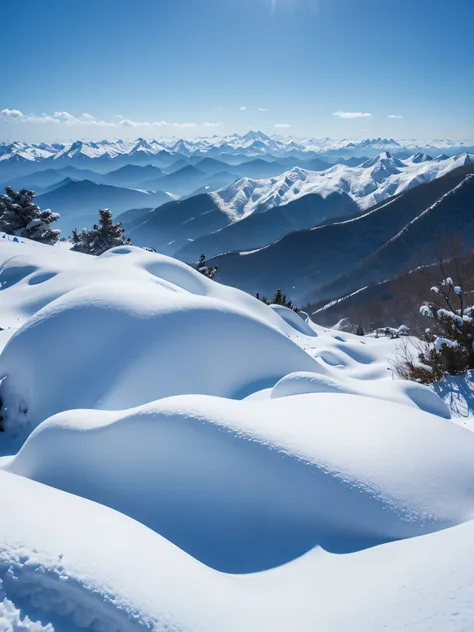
[209,151,474,218]
[1,235,474,630]
[125,151,473,261]
[210,164,474,304]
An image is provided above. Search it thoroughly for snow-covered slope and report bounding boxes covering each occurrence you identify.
[209,151,474,218]
[1,236,474,630]
[4,467,474,632]
[209,163,474,303]
[122,151,474,260]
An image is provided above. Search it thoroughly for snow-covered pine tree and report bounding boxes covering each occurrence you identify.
[417,277,474,377]
[197,253,218,280]
[0,187,60,244]
[71,209,131,256]
[393,275,474,383]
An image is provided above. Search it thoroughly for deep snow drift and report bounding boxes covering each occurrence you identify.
[1,236,474,631]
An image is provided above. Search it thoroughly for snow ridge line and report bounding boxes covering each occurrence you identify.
[313,283,371,314]
[242,193,405,257]
[208,190,233,220]
[383,174,474,246]
[209,187,255,223]
[313,175,474,309]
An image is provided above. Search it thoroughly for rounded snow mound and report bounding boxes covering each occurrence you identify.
[6,393,473,573]
[3,466,474,632]
[0,281,318,434]
[269,304,317,336]
[271,371,451,418]
[0,241,301,335]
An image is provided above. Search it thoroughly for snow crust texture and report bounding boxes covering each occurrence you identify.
[1,237,474,631]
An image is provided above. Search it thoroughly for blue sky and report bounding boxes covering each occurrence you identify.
[1,0,473,141]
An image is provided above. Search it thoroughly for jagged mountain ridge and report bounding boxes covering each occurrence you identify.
[1,134,473,167]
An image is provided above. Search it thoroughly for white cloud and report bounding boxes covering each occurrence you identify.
[240,106,247,111]
[332,110,372,119]
[167,122,197,128]
[386,114,403,119]
[0,109,215,129]
[257,108,269,112]
[118,119,136,127]
[274,123,291,128]
[1,109,24,119]
[1,109,115,126]
[54,111,82,124]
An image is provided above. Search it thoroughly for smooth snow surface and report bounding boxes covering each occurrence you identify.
[1,236,474,630]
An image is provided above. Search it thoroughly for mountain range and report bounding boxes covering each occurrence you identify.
[121,151,474,260]
[2,134,474,314]
[207,164,474,305]
[1,133,473,169]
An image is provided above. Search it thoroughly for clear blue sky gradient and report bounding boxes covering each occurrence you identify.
[1,0,473,141]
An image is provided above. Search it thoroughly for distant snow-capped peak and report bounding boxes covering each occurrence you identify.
[1,134,473,164]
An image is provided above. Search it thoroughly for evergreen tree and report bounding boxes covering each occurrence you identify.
[197,253,218,280]
[0,187,60,244]
[273,289,285,305]
[273,288,298,311]
[71,209,131,255]
[256,288,298,311]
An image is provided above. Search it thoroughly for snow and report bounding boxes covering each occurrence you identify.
[5,391,467,571]
[1,135,473,165]
[206,151,474,221]
[270,370,450,418]
[431,370,474,423]
[269,304,317,335]
[0,281,318,434]
[2,236,474,630]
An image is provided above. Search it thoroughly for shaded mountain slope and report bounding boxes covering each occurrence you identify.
[176,191,358,262]
[128,194,231,254]
[36,180,172,234]
[318,171,474,303]
[209,164,474,302]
